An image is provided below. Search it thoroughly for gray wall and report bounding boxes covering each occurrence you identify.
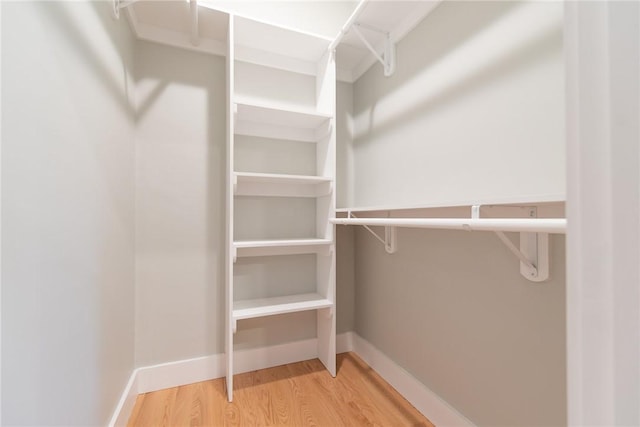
[2,2,136,425]
[351,1,565,208]
[336,81,356,333]
[134,40,226,366]
[355,229,566,426]
[346,1,566,426]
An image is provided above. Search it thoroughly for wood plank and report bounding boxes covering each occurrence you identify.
[128,352,434,426]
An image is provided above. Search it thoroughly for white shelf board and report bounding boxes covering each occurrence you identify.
[234,172,332,197]
[336,194,566,213]
[235,101,331,128]
[234,15,331,63]
[333,0,442,82]
[233,293,333,321]
[234,101,332,142]
[234,238,333,257]
[332,217,567,234]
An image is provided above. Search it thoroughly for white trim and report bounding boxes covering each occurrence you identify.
[337,331,355,353]
[108,332,469,427]
[565,1,640,424]
[352,334,474,427]
[107,371,139,427]
[0,1,3,422]
[109,333,353,424]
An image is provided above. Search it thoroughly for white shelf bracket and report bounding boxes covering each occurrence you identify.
[111,0,140,20]
[190,0,200,47]
[349,212,397,254]
[475,206,549,282]
[232,318,237,334]
[352,23,396,77]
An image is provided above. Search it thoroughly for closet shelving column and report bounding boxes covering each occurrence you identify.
[225,14,337,401]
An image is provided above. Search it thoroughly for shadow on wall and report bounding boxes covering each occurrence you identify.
[354,1,563,143]
[42,1,136,116]
[88,0,225,368]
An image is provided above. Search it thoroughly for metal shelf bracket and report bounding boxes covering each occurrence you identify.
[112,0,140,20]
[471,205,549,282]
[349,212,397,253]
[351,23,396,77]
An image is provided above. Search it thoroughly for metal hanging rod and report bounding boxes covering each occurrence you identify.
[332,205,564,282]
[331,217,566,234]
[329,0,368,51]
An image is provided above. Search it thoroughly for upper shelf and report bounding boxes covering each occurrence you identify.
[234,15,332,76]
[123,0,443,83]
[234,100,332,142]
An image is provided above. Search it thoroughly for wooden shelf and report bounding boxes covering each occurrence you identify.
[234,172,332,197]
[234,238,333,257]
[233,293,333,321]
[234,101,332,142]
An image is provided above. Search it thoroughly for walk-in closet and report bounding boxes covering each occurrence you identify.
[2,1,639,426]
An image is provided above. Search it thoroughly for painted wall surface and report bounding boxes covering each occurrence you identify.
[1,2,136,425]
[351,1,565,208]
[134,41,226,366]
[348,2,566,426]
[336,82,355,333]
[354,229,566,426]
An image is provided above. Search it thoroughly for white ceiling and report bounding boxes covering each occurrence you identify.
[126,0,441,83]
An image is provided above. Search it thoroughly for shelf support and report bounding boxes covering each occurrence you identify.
[472,205,549,282]
[349,212,397,254]
[111,0,140,19]
[351,23,396,77]
[190,0,200,47]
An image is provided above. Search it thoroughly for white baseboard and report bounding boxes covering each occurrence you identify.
[352,334,474,427]
[109,331,471,427]
[108,369,139,427]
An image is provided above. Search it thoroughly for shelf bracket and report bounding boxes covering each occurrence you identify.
[111,0,140,19]
[472,205,549,282]
[190,0,200,47]
[349,212,397,254]
[232,318,237,334]
[351,23,396,77]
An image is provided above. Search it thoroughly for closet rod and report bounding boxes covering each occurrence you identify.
[331,218,567,234]
[328,0,368,51]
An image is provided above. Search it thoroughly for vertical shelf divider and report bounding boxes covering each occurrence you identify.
[225,13,235,402]
[315,49,337,377]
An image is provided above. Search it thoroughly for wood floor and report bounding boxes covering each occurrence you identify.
[128,352,434,426]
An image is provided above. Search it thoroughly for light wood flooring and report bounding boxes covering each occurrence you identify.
[128,352,434,426]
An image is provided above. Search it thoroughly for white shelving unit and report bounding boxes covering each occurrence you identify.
[226,13,336,402]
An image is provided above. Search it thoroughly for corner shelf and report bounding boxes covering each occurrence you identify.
[234,172,332,197]
[234,101,332,142]
[233,293,333,321]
